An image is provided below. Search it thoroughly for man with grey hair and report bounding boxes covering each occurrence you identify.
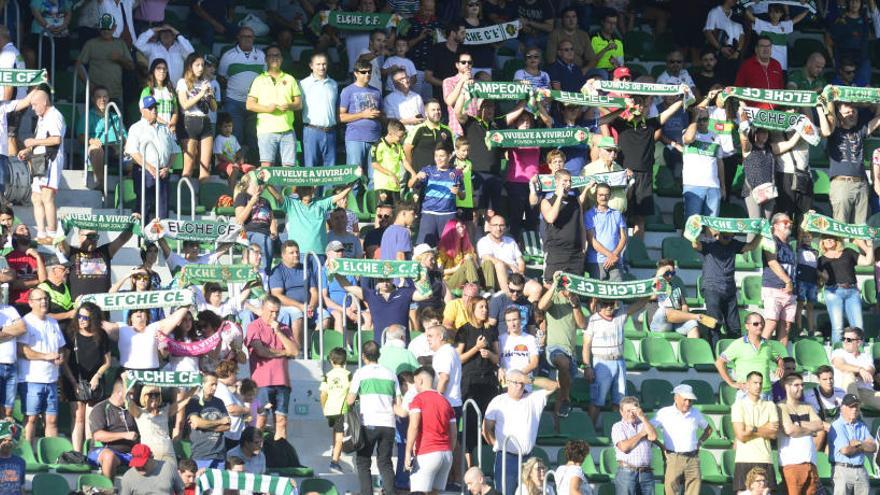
[483,369,559,494]
[651,384,713,495]
[379,324,419,375]
[0,25,24,158]
[760,212,796,347]
[612,396,657,494]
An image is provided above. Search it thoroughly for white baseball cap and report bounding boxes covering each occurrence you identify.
[672,384,697,400]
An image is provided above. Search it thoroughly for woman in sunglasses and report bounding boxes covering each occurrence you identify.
[108,266,165,323]
[818,234,869,344]
[60,301,112,454]
[127,384,191,467]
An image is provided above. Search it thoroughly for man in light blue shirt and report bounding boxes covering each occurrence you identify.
[584,183,626,281]
[299,53,339,168]
[828,393,875,494]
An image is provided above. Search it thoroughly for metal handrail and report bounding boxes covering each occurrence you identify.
[459,398,483,495]
[36,30,55,81]
[139,141,160,230]
[175,177,196,253]
[72,64,89,185]
[341,292,363,367]
[501,436,524,495]
[301,251,325,360]
[542,468,557,495]
[103,102,123,211]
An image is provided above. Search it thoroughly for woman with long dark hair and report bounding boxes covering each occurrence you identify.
[176,52,216,181]
[61,302,111,453]
[437,218,481,290]
[141,58,179,132]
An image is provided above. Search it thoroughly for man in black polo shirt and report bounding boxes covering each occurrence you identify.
[404,99,454,172]
[607,88,688,238]
[540,169,585,282]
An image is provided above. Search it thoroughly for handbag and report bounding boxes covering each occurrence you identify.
[750,182,778,206]
[29,152,47,177]
[791,169,813,194]
[71,333,97,403]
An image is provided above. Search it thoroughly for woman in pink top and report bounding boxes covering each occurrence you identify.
[505,102,552,240]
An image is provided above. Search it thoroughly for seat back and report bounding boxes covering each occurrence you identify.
[36,436,75,464]
[642,337,679,366]
[78,473,114,490]
[32,473,70,493]
[681,339,715,365]
[299,478,340,495]
[639,378,674,410]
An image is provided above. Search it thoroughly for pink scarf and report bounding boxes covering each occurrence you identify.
[160,321,236,357]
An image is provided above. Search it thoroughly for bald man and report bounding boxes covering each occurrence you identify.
[17,88,63,244]
[464,466,497,495]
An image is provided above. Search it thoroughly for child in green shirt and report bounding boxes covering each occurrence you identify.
[319,347,351,472]
[371,119,415,205]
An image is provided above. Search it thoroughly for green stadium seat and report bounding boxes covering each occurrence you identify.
[864,278,877,306]
[473,445,495,476]
[719,202,748,218]
[623,338,649,371]
[581,453,608,482]
[300,478,340,495]
[699,450,730,485]
[624,316,647,339]
[623,30,653,60]
[721,449,735,478]
[640,378,674,411]
[719,383,738,406]
[627,63,649,78]
[599,447,618,476]
[114,178,137,210]
[735,250,758,271]
[532,446,551,467]
[654,165,681,197]
[571,377,591,407]
[32,473,70,494]
[812,169,830,202]
[642,337,688,371]
[645,211,676,232]
[310,330,344,361]
[716,338,735,357]
[730,163,744,195]
[661,237,702,269]
[36,437,91,472]
[174,440,192,459]
[702,415,733,448]
[597,483,616,495]
[199,182,231,212]
[522,230,545,265]
[681,339,717,372]
[683,379,729,414]
[13,441,48,473]
[599,411,622,439]
[77,474,114,491]
[815,451,832,481]
[740,275,763,307]
[538,411,607,446]
[794,339,830,372]
[625,237,656,269]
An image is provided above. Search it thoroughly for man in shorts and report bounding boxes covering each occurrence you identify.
[538,275,586,418]
[405,366,456,495]
[88,377,140,479]
[761,213,796,347]
[583,299,635,425]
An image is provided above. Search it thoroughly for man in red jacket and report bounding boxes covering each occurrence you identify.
[734,36,784,108]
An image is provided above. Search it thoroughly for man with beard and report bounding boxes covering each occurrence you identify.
[777,372,825,495]
[5,224,45,316]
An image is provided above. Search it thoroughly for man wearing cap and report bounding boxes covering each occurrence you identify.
[134,24,195,82]
[89,376,140,479]
[829,393,875,494]
[730,371,779,492]
[37,255,74,326]
[247,44,302,168]
[76,14,134,103]
[581,136,628,212]
[57,214,139,300]
[125,94,179,223]
[0,420,23,493]
[715,312,785,401]
[778,372,825,495]
[119,443,186,495]
[651,383,713,495]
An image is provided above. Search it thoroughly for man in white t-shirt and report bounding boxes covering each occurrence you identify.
[803,364,844,451]
[477,215,525,292]
[498,307,539,380]
[681,107,723,220]
[0,304,23,419]
[483,369,558,494]
[217,27,266,151]
[425,325,461,410]
[384,68,426,131]
[831,327,879,409]
[18,288,66,444]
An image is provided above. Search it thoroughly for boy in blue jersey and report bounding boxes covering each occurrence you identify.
[408,145,464,246]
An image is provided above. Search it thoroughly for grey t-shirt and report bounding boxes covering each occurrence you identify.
[119,460,184,495]
[185,396,229,461]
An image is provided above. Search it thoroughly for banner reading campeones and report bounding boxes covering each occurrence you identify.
[326,258,423,279]
[557,272,666,299]
[262,165,361,187]
[125,370,202,388]
[77,289,195,311]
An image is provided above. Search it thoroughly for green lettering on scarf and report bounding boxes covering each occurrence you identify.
[262,165,361,187]
[557,272,667,299]
[326,258,424,279]
[309,10,410,35]
[486,127,590,148]
[77,289,195,311]
[177,264,258,287]
[125,370,202,389]
[0,68,47,86]
[721,86,819,107]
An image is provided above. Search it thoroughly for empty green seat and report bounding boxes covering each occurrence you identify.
[864,278,877,306]
[813,169,830,201]
[701,415,733,448]
[654,165,681,197]
[794,339,830,372]
[300,478,340,495]
[681,339,717,372]
[13,440,48,473]
[599,447,618,476]
[683,379,729,414]
[640,378,674,411]
[537,411,608,446]
[522,230,545,265]
[660,237,702,269]
[36,437,91,473]
[32,473,70,493]
[624,338,649,371]
[641,337,688,371]
[700,450,730,485]
[625,237,656,269]
[740,275,763,307]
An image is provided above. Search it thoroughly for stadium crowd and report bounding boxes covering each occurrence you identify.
[0,0,880,494]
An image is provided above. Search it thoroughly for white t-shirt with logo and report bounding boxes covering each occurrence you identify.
[18,313,65,383]
[682,131,722,188]
[499,332,538,374]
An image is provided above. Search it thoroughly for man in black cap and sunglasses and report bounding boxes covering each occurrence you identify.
[57,216,138,300]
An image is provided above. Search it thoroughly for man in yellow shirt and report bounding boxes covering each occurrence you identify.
[591,11,625,71]
[247,45,302,167]
[731,371,779,492]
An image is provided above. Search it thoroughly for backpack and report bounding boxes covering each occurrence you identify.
[341,404,365,454]
[56,450,89,465]
[263,435,305,469]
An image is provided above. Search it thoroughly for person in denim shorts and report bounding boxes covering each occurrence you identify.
[0,304,23,419]
[795,230,819,338]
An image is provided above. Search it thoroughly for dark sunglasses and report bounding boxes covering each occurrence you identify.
[357,69,372,74]
[844,337,863,343]
[77,314,90,321]
[663,270,676,277]
[747,321,763,326]
[458,60,473,65]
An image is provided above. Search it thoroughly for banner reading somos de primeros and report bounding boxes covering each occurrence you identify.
[125,370,202,389]
[327,258,423,279]
[262,165,361,187]
[556,272,667,299]
[0,68,47,86]
[76,289,195,311]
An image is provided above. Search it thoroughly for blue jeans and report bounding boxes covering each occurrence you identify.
[246,231,274,272]
[615,467,655,495]
[223,99,258,155]
[345,140,375,187]
[303,126,337,168]
[257,130,297,166]
[683,185,720,220]
[0,363,16,409]
[591,358,626,407]
[824,286,863,344]
[493,451,522,495]
[20,382,58,415]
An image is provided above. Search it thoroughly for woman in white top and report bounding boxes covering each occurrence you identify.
[214,360,251,449]
[515,456,555,495]
[555,440,594,495]
[737,466,771,495]
[127,384,192,466]
[176,52,216,181]
[103,306,189,371]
